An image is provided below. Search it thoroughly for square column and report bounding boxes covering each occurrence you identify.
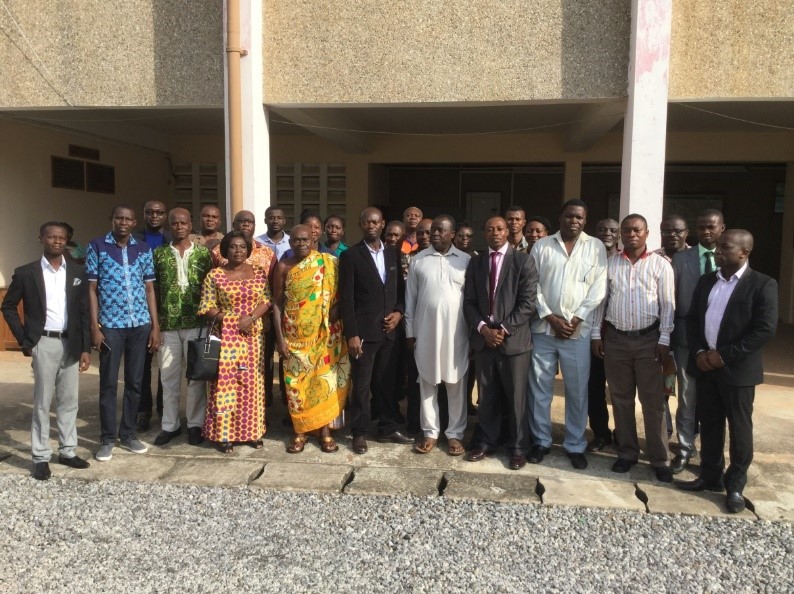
[223,0,270,223]
[619,0,672,249]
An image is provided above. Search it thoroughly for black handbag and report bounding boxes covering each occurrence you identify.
[186,315,221,381]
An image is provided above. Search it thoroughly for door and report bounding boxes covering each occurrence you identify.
[466,192,501,252]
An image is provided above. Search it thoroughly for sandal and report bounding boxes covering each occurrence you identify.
[286,434,307,454]
[320,435,339,453]
[248,439,263,450]
[218,442,234,454]
[414,437,437,454]
[447,438,465,457]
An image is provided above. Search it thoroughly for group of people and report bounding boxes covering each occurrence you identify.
[2,198,778,515]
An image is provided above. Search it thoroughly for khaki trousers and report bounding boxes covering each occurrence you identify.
[604,329,670,467]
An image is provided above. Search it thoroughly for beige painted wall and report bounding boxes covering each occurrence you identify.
[264,0,631,104]
[0,0,223,107]
[0,118,170,285]
[670,0,794,99]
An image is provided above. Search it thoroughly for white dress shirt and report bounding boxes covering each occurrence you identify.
[366,240,387,284]
[41,256,67,331]
[705,263,748,349]
[530,232,607,339]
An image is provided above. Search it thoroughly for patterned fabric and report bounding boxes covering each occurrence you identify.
[211,240,276,273]
[86,232,154,328]
[153,243,213,331]
[198,267,271,443]
[281,251,350,433]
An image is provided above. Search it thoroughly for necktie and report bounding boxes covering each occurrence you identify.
[489,251,500,317]
[705,251,715,274]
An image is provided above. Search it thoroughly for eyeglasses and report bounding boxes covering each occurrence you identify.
[661,229,688,236]
[234,218,255,224]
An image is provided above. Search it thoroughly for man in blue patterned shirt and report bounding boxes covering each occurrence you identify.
[86,205,161,461]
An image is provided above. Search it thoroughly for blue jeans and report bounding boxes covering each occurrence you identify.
[528,333,591,453]
[99,324,151,443]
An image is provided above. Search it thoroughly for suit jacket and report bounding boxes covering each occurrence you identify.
[686,267,778,386]
[339,240,405,342]
[671,246,701,347]
[1,259,91,363]
[463,247,538,356]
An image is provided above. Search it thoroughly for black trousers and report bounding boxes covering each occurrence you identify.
[137,349,163,417]
[587,354,612,440]
[264,321,285,401]
[696,371,755,493]
[348,337,401,437]
[472,347,531,454]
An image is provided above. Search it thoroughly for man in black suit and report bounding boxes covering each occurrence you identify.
[676,229,778,514]
[463,216,538,470]
[2,222,92,480]
[339,207,414,454]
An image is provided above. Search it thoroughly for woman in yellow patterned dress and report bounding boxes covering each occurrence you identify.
[272,225,350,453]
[198,232,272,453]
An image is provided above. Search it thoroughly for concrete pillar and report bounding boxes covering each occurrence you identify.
[223,0,270,225]
[779,162,794,323]
[563,158,583,202]
[619,0,672,250]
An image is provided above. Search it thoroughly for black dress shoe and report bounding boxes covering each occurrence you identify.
[509,452,527,470]
[654,466,673,483]
[586,436,612,452]
[611,458,638,473]
[568,452,588,470]
[154,428,182,446]
[726,491,746,514]
[465,447,487,462]
[187,427,204,446]
[377,431,414,445]
[33,462,51,481]
[136,413,151,432]
[57,455,90,469]
[675,478,725,493]
[528,445,551,464]
[670,454,691,475]
[352,436,368,455]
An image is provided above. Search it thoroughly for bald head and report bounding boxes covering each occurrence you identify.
[168,207,192,242]
[232,210,256,237]
[168,207,191,223]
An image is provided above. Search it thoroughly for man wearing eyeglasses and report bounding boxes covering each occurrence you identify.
[133,201,170,431]
[670,209,725,474]
[210,210,275,271]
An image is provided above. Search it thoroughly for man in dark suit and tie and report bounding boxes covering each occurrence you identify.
[2,222,92,480]
[339,207,414,454]
[463,216,538,469]
[676,229,778,514]
[670,209,725,473]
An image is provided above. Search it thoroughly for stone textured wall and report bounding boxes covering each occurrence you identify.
[0,0,223,107]
[263,0,632,104]
[669,0,794,99]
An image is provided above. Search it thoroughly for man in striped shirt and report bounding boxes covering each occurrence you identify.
[591,214,675,482]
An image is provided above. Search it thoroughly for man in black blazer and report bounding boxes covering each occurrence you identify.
[339,207,414,454]
[2,222,92,480]
[463,216,538,469]
[676,229,778,514]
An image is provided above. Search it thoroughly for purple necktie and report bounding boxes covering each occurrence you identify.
[489,251,500,317]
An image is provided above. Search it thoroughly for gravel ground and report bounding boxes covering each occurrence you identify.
[0,474,791,594]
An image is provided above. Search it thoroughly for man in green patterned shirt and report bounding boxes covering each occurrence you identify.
[153,208,213,446]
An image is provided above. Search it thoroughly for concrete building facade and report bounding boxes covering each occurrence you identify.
[1,0,793,326]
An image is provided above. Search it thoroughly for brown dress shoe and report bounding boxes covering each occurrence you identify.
[352,436,368,455]
[465,447,487,462]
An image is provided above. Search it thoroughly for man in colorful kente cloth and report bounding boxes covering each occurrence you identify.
[272,225,350,454]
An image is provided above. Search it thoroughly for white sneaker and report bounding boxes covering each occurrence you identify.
[120,437,148,454]
[95,442,114,461]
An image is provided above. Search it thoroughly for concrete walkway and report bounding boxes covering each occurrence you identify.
[1,324,792,522]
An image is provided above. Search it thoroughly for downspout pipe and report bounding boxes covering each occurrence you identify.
[226,0,247,217]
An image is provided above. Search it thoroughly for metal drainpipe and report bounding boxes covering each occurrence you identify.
[226,0,247,216]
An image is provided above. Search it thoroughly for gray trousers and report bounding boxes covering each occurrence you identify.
[604,330,670,467]
[673,344,698,457]
[31,336,79,463]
